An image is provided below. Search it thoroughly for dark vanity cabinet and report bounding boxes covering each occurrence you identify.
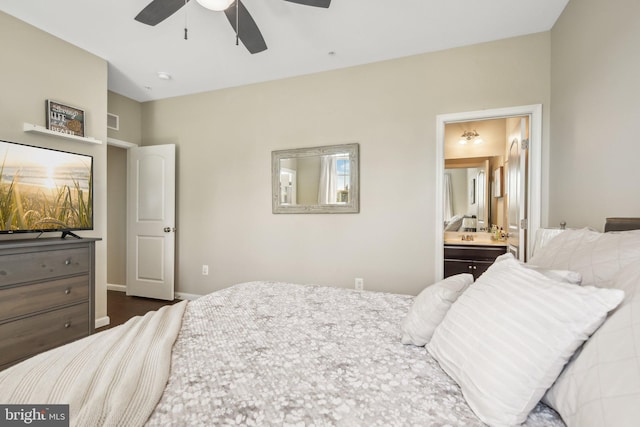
[444,244,507,280]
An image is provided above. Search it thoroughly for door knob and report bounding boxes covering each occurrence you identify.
[163,227,175,233]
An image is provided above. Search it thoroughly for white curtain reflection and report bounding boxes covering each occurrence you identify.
[318,155,338,205]
[443,173,454,221]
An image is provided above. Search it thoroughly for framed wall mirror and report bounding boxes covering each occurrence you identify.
[272,143,359,214]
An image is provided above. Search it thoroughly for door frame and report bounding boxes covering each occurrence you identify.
[435,104,542,280]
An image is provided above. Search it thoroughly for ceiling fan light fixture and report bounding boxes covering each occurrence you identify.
[196,0,235,12]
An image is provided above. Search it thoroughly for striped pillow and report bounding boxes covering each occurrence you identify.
[427,256,624,426]
[401,273,474,346]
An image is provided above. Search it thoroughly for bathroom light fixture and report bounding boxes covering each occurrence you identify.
[458,130,483,145]
[196,0,234,11]
[157,71,172,80]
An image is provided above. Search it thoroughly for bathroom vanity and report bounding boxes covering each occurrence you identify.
[444,232,507,280]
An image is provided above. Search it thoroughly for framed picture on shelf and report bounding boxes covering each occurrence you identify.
[46,100,85,137]
[494,166,504,197]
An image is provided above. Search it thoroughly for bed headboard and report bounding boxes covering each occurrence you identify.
[604,217,640,232]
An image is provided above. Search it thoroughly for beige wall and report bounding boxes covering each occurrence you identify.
[0,12,108,321]
[105,91,141,287]
[106,145,127,286]
[107,91,142,144]
[550,0,640,229]
[142,32,551,296]
[296,156,321,205]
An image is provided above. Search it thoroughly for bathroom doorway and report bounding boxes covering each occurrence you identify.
[434,105,542,280]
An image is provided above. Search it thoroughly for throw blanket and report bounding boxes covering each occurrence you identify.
[0,300,187,427]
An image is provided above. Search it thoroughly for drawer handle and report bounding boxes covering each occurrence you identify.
[65,288,71,295]
[65,259,71,265]
[64,321,71,328]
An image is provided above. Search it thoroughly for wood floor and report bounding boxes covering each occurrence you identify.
[96,290,181,332]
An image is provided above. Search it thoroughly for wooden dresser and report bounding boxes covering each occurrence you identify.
[0,238,98,370]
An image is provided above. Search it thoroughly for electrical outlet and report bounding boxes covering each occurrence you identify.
[202,265,209,276]
[355,277,364,291]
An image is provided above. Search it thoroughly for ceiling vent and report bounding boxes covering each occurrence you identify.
[107,113,119,130]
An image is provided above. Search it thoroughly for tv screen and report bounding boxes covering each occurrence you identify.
[0,139,93,234]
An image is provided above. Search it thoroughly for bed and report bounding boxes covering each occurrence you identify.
[1,218,640,427]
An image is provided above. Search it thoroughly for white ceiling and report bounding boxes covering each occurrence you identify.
[0,0,569,102]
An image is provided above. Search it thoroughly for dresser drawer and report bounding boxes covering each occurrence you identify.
[0,247,89,286]
[0,275,89,323]
[0,303,89,368]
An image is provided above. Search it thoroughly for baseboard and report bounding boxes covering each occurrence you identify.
[99,287,194,326]
[95,316,110,329]
[107,284,200,300]
[107,283,126,292]
[175,291,202,301]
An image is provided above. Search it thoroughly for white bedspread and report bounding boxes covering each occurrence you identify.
[0,300,187,427]
[148,282,564,426]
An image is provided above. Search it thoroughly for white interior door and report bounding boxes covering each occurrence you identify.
[507,118,528,261]
[126,144,176,300]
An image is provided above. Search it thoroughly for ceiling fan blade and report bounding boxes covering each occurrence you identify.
[284,0,331,8]
[135,0,190,26]
[224,1,267,54]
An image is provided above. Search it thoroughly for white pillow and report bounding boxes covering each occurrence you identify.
[401,274,473,346]
[444,215,464,231]
[544,261,640,427]
[531,227,567,258]
[495,252,583,284]
[528,228,640,287]
[426,256,624,426]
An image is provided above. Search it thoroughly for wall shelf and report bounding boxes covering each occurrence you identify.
[23,123,102,145]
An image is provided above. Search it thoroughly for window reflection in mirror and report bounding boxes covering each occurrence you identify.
[272,143,359,214]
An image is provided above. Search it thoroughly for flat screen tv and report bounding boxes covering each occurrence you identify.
[0,139,93,236]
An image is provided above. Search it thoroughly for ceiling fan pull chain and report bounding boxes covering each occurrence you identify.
[184,0,189,40]
[235,0,239,46]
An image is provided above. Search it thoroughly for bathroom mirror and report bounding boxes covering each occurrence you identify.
[272,143,359,214]
[443,158,490,231]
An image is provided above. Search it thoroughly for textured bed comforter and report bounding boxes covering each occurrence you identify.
[148,282,565,426]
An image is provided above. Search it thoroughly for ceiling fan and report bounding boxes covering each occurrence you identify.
[135,0,331,54]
